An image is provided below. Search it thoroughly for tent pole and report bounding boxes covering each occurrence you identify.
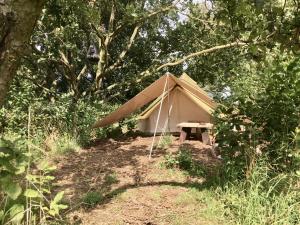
[157,76,172,146]
[167,72,171,132]
[149,74,169,159]
[157,103,173,146]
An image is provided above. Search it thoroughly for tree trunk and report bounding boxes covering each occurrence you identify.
[0,0,45,106]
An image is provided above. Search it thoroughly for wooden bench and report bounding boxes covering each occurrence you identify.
[177,122,213,145]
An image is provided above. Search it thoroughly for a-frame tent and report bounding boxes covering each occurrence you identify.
[93,73,217,133]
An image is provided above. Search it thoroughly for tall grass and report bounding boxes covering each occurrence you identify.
[164,149,300,224]
[211,164,300,225]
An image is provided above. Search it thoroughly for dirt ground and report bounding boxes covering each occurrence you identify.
[54,136,220,225]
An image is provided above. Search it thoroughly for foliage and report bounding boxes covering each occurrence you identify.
[82,191,104,208]
[0,75,123,146]
[0,138,67,224]
[164,147,206,177]
[214,54,300,179]
[104,172,119,185]
[157,134,173,150]
[216,164,300,225]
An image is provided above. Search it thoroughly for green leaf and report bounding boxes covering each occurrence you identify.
[57,204,68,210]
[37,161,56,172]
[15,165,26,175]
[9,204,24,223]
[2,181,22,200]
[53,191,64,203]
[0,139,10,148]
[24,189,40,198]
[0,210,4,221]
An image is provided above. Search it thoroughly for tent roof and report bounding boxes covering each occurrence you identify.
[138,85,213,120]
[93,73,217,128]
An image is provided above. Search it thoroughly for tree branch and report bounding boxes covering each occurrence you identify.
[108,1,116,34]
[77,65,87,81]
[58,50,73,81]
[156,41,247,71]
[110,2,178,39]
[90,23,105,43]
[105,40,248,94]
[106,24,141,73]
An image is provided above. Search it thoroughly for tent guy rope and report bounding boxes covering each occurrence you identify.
[149,74,170,159]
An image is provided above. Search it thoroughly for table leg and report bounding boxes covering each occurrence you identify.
[196,128,201,141]
[179,127,191,143]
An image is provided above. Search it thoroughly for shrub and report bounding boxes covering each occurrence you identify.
[0,138,67,224]
[214,56,300,179]
[176,147,193,170]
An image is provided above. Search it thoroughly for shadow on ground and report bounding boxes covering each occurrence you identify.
[53,135,221,224]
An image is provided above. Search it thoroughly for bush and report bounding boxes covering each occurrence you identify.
[214,56,300,179]
[176,147,193,170]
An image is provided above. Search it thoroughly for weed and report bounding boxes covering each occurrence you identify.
[44,131,80,155]
[163,153,179,168]
[176,147,193,170]
[104,172,119,185]
[163,147,206,177]
[157,135,173,149]
[82,191,104,207]
[203,163,300,225]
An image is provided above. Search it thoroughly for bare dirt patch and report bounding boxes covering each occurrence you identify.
[54,136,220,225]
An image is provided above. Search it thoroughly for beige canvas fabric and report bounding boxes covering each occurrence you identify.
[173,75,217,108]
[138,86,213,133]
[93,73,216,129]
[93,74,176,128]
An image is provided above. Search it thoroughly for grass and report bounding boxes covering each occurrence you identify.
[157,134,173,149]
[160,148,300,225]
[82,191,104,207]
[104,172,119,185]
[44,131,80,156]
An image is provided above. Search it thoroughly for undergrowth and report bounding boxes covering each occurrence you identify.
[163,147,300,225]
[157,134,173,150]
[163,146,206,177]
[213,164,300,225]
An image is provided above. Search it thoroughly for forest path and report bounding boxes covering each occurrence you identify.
[54,136,221,225]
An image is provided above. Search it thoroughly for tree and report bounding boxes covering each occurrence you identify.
[24,0,182,101]
[0,0,45,106]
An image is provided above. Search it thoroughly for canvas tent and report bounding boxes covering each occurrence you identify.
[93,73,217,133]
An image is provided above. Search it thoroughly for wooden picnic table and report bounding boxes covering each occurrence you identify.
[177,122,213,145]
